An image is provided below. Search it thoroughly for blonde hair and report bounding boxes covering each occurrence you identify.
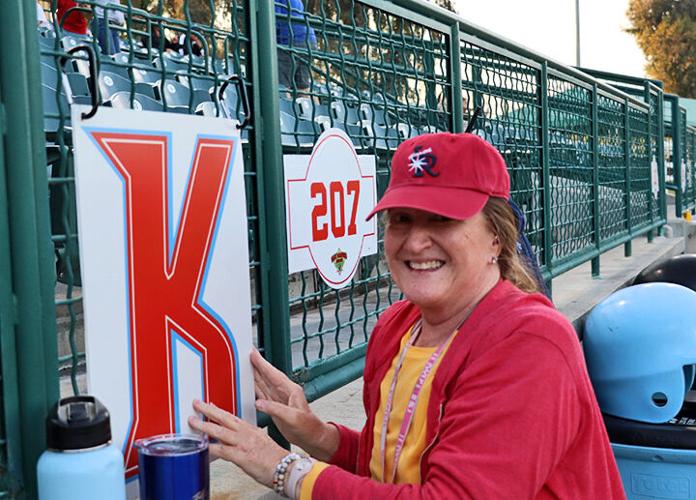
[481,197,541,293]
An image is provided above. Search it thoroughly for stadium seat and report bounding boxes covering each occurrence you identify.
[360,104,390,126]
[66,72,91,104]
[331,101,361,126]
[42,84,70,137]
[98,71,131,102]
[109,91,163,112]
[37,33,57,51]
[156,80,210,109]
[195,101,222,117]
[40,62,60,89]
[396,122,419,140]
[177,74,213,92]
[359,121,400,150]
[294,97,331,122]
[278,96,295,116]
[132,67,162,84]
[153,55,188,74]
[217,83,248,124]
[134,82,157,100]
[61,34,91,50]
[279,111,316,147]
[99,59,130,80]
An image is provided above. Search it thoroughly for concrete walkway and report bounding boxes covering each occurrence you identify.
[210,229,686,499]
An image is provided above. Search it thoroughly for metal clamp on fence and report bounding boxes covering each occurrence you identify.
[464,105,483,133]
[61,45,99,120]
[218,74,251,129]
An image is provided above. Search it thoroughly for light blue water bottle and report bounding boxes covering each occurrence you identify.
[37,396,126,500]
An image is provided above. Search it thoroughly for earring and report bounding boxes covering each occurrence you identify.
[490,256,498,264]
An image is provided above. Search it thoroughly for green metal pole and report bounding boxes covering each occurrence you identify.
[0,86,24,496]
[644,83,654,243]
[253,0,291,448]
[624,99,632,257]
[591,84,600,277]
[670,96,683,218]
[658,90,667,222]
[450,24,464,133]
[540,63,552,294]
[0,1,59,496]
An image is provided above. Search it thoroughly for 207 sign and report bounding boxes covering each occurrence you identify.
[285,129,377,289]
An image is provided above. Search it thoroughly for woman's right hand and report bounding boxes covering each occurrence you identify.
[251,350,339,461]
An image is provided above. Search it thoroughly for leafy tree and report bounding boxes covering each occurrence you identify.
[432,0,457,12]
[626,0,696,97]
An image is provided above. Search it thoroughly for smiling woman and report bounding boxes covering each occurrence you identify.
[189,133,627,499]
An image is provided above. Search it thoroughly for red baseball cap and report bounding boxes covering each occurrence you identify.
[366,132,510,220]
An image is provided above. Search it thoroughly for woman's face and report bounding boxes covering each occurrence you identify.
[384,208,499,314]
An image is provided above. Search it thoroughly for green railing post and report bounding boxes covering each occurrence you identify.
[0,0,60,496]
[644,83,654,243]
[450,25,463,133]
[252,0,291,447]
[624,98,632,257]
[657,90,667,221]
[591,84,600,276]
[0,81,24,497]
[670,96,683,217]
[540,62,552,292]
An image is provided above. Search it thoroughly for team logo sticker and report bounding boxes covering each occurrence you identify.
[408,145,438,177]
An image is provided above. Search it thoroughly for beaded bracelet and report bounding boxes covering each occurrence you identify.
[272,452,302,496]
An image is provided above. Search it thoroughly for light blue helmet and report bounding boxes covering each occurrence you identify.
[584,282,696,423]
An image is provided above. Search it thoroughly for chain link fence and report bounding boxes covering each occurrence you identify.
[0,0,686,495]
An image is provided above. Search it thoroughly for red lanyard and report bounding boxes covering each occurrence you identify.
[379,319,456,483]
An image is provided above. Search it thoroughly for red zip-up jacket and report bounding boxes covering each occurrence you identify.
[311,280,625,499]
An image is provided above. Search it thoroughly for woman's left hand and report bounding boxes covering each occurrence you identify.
[188,399,288,488]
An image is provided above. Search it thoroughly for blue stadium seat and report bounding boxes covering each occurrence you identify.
[61,34,92,50]
[42,84,70,137]
[109,91,163,112]
[132,67,162,84]
[153,54,188,74]
[294,97,331,122]
[134,82,157,100]
[279,111,316,147]
[331,101,361,126]
[359,121,400,151]
[195,101,222,117]
[177,74,213,92]
[98,71,131,102]
[156,80,210,109]
[99,59,130,80]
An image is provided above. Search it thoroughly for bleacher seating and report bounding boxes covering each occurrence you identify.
[109,91,163,112]
[37,24,429,155]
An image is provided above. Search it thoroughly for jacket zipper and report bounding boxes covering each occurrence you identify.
[418,403,444,478]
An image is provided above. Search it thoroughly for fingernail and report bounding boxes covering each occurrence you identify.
[255,400,265,410]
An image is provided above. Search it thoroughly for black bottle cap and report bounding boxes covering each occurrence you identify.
[46,396,112,451]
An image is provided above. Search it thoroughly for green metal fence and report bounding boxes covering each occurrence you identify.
[0,0,677,495]
[663,94,695,216]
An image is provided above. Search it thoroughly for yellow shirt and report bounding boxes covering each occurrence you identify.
[300,325,454,497]
[369,325,454,484]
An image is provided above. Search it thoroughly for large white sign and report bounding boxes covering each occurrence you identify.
[284,129,377,289]
[72,106,255,494]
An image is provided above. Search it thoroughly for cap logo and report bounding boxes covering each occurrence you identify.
[407,145,438,178]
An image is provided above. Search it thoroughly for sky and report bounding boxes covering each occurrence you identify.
[454,0,648,78]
